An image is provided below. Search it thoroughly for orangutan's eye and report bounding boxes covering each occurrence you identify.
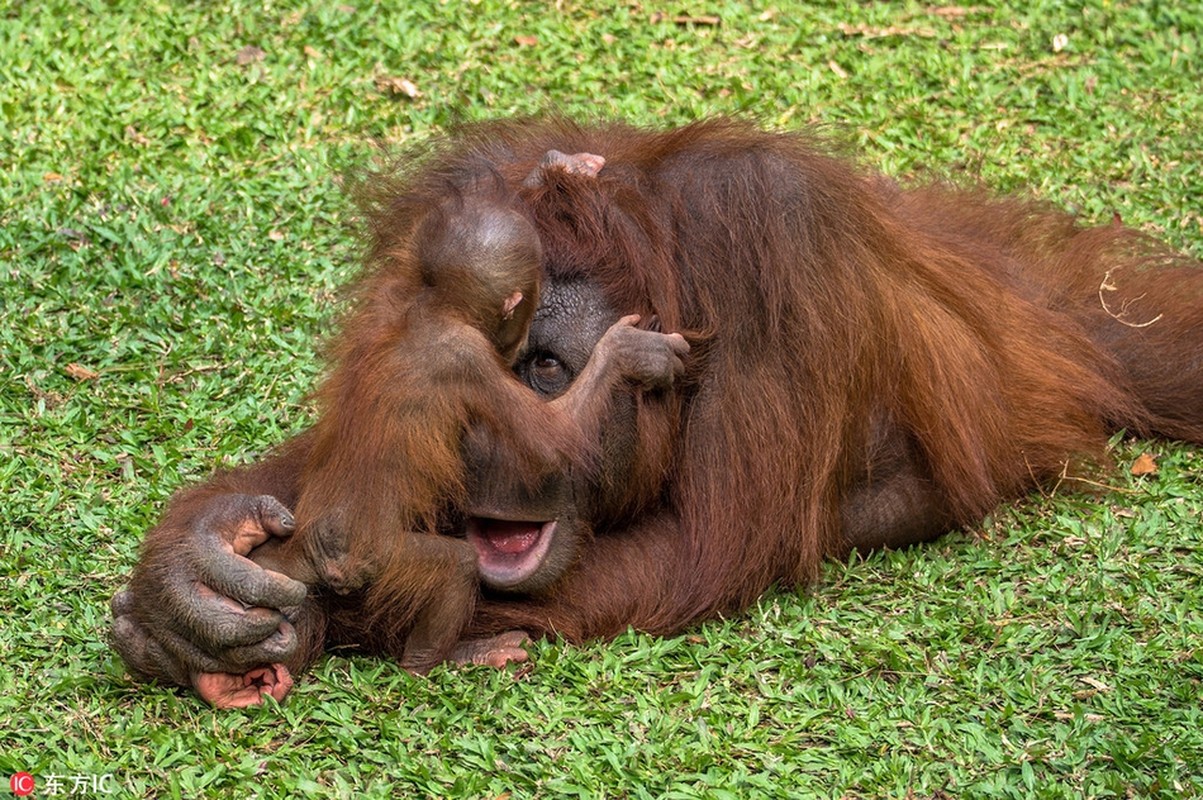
[521,351,570,396]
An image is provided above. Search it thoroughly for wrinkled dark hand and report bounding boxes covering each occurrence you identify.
[110,494,307,707]
[596,314,690,390]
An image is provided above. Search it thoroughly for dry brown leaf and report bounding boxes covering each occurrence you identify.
[927,5,981,19]
[125,125,150,146]
[374,75,421,98]
[838,22,937,39]
[1130,453,1158,477]
[236,45,266,65]
[26,377,64,408]
[650,12,720,25]
[65,363,99,381]
[58,228,88,246]
[514,35,539,47]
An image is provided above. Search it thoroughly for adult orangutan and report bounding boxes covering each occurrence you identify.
[110,118,1203,706]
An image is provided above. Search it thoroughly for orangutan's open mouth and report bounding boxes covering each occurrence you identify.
[466,517,556,589]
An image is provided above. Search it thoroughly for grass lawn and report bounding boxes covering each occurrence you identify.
[2,1,1201,797]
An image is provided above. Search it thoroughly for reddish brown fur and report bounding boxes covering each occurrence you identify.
[113,118,1203,694]
[402,118,1201,642]
[306,180,572,524]
[255,156,691,668]
[261,176,602,665]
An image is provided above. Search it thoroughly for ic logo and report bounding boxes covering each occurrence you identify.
[9,773,34,797]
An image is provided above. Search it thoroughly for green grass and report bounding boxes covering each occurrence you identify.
[2,1,1201,797]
